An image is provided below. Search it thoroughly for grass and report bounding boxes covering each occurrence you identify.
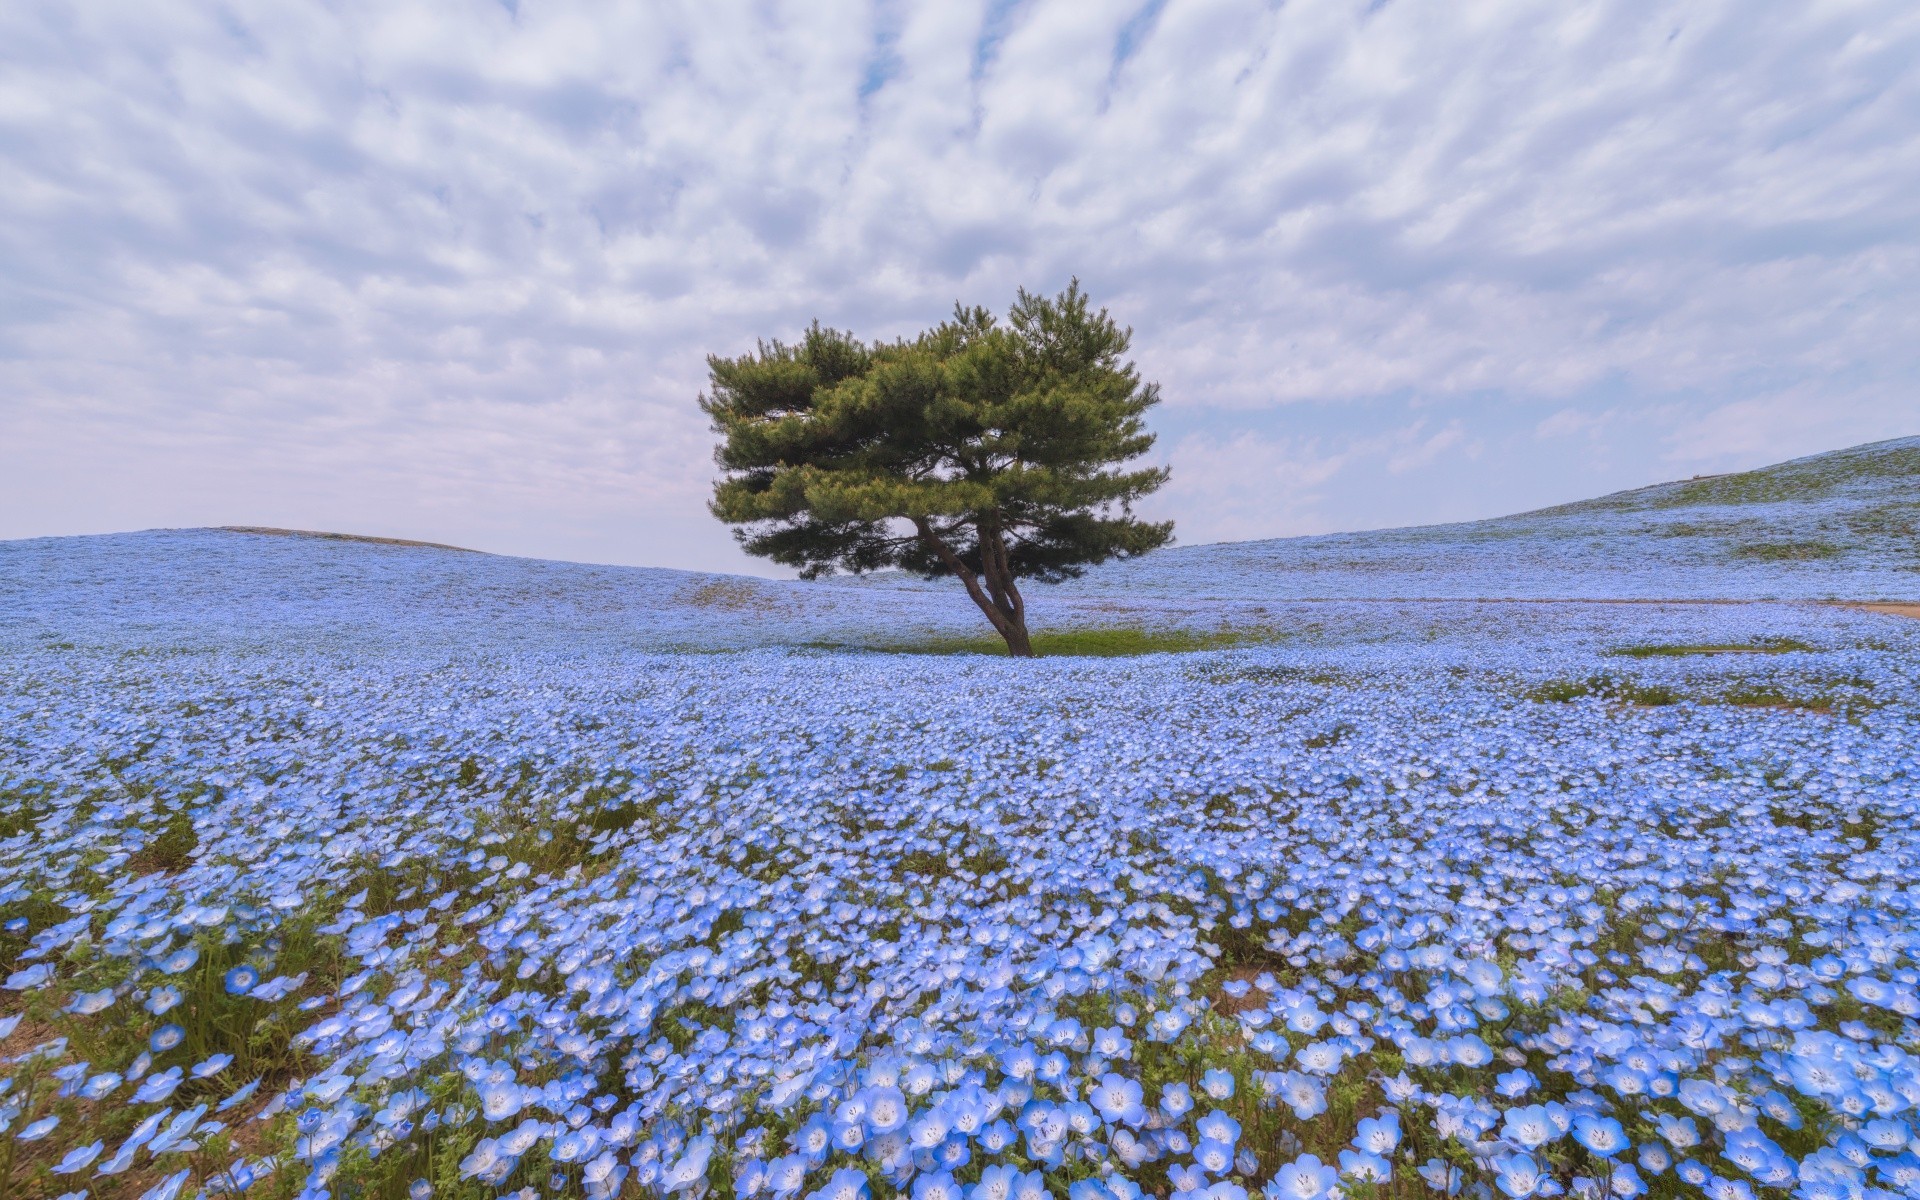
[1525,675,1682,706]
[1538,436,1919,514]
[1732,540,1843,561]
[1524,670,1878,716]
[1607,638,1813,658]
[824,625,1287,657]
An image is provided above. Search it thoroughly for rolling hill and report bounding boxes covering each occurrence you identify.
[1060,434,1920,601]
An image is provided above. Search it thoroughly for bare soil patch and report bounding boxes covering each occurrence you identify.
[219,526,481,553]
[1849,602,1920,620]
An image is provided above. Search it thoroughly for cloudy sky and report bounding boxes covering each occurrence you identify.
[4,0,1917,573]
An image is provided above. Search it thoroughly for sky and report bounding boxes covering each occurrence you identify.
[3,0,1918,575]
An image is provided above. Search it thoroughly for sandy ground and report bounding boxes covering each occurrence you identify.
[1849,603,1920,620]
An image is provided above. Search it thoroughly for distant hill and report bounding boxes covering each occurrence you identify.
[1061,435,1920,600]
[2,439,1913,653]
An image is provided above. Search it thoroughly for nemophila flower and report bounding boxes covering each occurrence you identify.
[68,987,117,1015]
[1494,1153,1544,1198]
[157,946,200,975]
[1572,1115,1628,1157]
[978,1120,1017,1154]
[1201,1069,1236,1100]
[1195,1137,1235,1175]
[1277,1072,1326,1120]
[1503,1105,1560,1149]
[1161,1082,1193,1119]
[16,1114,60,1140]
[225,965,260,995]
[766,1152,809,1198]
[1655,1114,1700,1150]
[913,1171,963,1200]
[1268,1153,1339,1200]
[458,1139,502,1180]
[1353,1112,1400,1155]
[663,1134,715,1191]
[145,985,183,1015]
[478,1081,523,1122]
[133,1066,185,1103]
[1093,1026,1132,1058]
[1704,1175,1757,1200]
[150,1103,210,1154]
[1339,1148,1391,1181]
[796,1114,836,1161]
[809,1167,870,1200]
[1420,1159,1462,1194]
[1496,1069,1535,1098]
[216,1077,261,1113]
[143,1169,193,1200]
[151,1022,187,1052]
[971,1165,1021,1200]
[4,964,52,990]
[862,1086,907,1134]
[51,1139,103,1173]
[1195,1110,1241,1146]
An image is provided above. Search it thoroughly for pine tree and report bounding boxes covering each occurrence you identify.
[702,281,1173,656]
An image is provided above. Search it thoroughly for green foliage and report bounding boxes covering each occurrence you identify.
[1732,540,1842,561]
[1607,638,1813,658]
[702,281,1173,655]
[812,625,1279,658]
[1524,675,1680,706]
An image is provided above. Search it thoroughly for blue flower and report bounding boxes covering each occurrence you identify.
[1502,1105,1558,1148]
[1572,1115,1627,1157]
[16,1114,60,1141]
[912,1171,963,1200]
[158,946,200,975]
[1089,1074,1145,1126]
[1268,1153,1339,1200]
[1494,1154,1544,1199]
[1201,1068,1236,1100]
[52,1140,103,1173]
[806,1167,870,1200]
[67,987,116,1015]
[1160,1081,1193,1119]
[225,965,260,995]
[861,1086,908,1134]
[1339,1149,1391,1182]
[1353,1112,1400,1155]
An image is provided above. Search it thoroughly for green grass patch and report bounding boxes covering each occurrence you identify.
[1524,675,1680,706]
[1607,638,1814,658]
[827,625,1287,658]
[1731,540,1842,561]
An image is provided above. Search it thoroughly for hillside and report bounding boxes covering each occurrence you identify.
[1061,434,1920,600]
[1,437,1913,658]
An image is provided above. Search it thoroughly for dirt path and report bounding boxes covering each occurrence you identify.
[1848,602,1920,620]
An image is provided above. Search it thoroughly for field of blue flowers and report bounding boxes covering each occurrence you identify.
[2,523,1919,1200]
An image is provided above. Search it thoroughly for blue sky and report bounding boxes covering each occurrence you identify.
[3,0,1917,574]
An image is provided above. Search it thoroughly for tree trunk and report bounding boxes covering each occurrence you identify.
[976,519,1032,657]
[913,519,1035,657]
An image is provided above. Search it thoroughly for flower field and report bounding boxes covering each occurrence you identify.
[3,523,1918,1200]
[1066,436,1920,601]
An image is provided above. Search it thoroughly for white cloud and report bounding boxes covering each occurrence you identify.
[2,0,1917,570]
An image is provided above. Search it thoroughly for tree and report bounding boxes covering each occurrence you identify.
[702,281,1174,657]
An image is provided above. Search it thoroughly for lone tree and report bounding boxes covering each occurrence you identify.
[702,281,1173,657]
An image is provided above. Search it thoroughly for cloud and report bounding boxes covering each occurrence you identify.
[2,0,1917,571]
